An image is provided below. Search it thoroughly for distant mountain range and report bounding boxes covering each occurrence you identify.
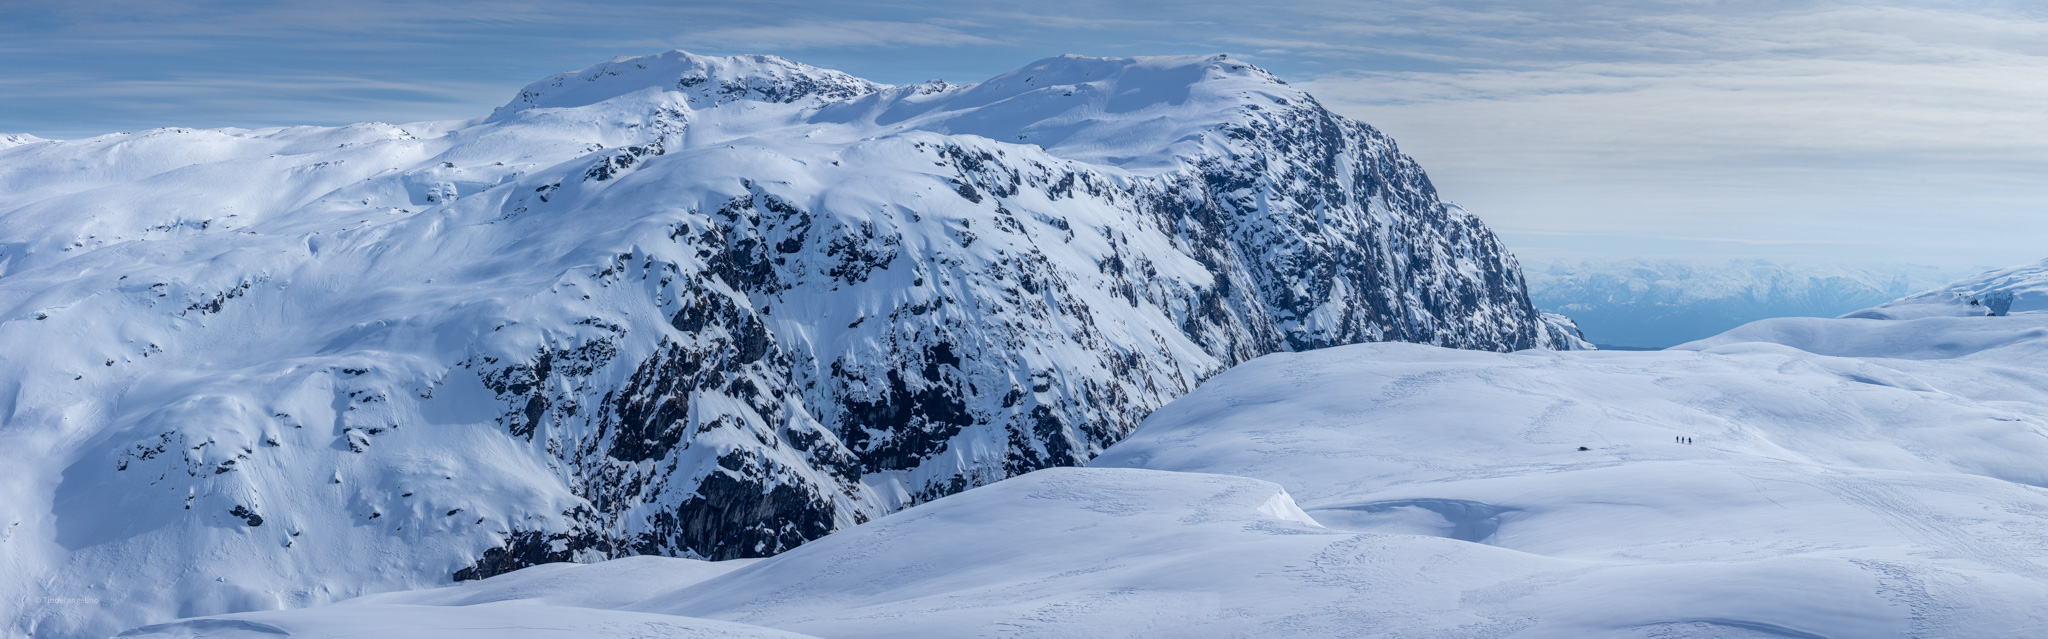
[1522,258,1976,348]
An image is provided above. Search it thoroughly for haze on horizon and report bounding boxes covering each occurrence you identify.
[3,0,2041,270]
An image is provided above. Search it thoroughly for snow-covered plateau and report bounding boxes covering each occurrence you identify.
[127,260,2048,637]
[1,50,1574,636]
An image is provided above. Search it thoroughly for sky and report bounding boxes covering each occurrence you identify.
[1,1,2042,270]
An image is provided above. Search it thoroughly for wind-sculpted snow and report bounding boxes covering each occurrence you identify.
[119,557,813,639]
[0,50,1558,636]
[1089,312,2048,636]
[119,605,822,639]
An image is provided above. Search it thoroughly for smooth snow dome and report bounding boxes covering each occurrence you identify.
[145,266,2048,637]
[1091,312,2048,637]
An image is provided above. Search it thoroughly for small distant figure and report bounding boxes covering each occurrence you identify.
[1686,437,1693,445]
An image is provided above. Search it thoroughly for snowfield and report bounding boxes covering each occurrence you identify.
[120,264,2048,637]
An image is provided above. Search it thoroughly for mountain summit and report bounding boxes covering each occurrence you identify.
[0,50,1571,636]
[490,51,885,118]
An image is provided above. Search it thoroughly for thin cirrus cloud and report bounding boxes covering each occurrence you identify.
[0,70,513,134]
[0,0,2040,267]
[1303,57,2048,165]
[673,20,999,51]
[1273,4,2048,267]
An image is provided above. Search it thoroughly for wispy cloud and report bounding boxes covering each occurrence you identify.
[1252,3,2048,265]
[676,19,999,51]
[0,70,512,136]
[1,0,2042,265]
[1304,56,2048,159]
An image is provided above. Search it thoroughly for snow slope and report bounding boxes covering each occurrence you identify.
[1,50,1562,636]
[119,556,812,639]
[138,262,2048,637]
[1689,258,2048,353]
[120,605,819,639]
[1841,257,2048,320]
[1524,258,1968,347]
[1093,307,2048,636]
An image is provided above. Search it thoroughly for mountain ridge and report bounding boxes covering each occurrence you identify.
[1524,257,1970,347]
[2,50,1569,637]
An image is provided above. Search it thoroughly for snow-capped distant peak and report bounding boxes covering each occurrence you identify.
[481,50,1319,174]
[973,53,1284,94]
[828,53,1321,172]
[1522,257,1978,347]
[927,52,1305,125]
[490,50,886,119]
[0,133,45,148]
[1846,257,2048,320]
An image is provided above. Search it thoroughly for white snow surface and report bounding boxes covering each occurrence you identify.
[117,556,808,639]
[4,49,1557,637]
[118,604,820,639]
[137,265,2048,637]
[1846,257,2048,320]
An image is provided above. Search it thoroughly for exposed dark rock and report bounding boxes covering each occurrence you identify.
[228,505,262,527]
[430,54,1561,579]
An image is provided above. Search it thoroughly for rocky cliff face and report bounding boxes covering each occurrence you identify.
[0,50,1561,636]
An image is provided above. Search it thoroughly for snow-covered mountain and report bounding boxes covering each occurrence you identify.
[1524,257,1969,348]
[133,258,2048,637]
[1842,257,2048,320]
[0,51,1566,636]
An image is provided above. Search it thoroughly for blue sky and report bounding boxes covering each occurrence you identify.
[3,1,2042,269]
